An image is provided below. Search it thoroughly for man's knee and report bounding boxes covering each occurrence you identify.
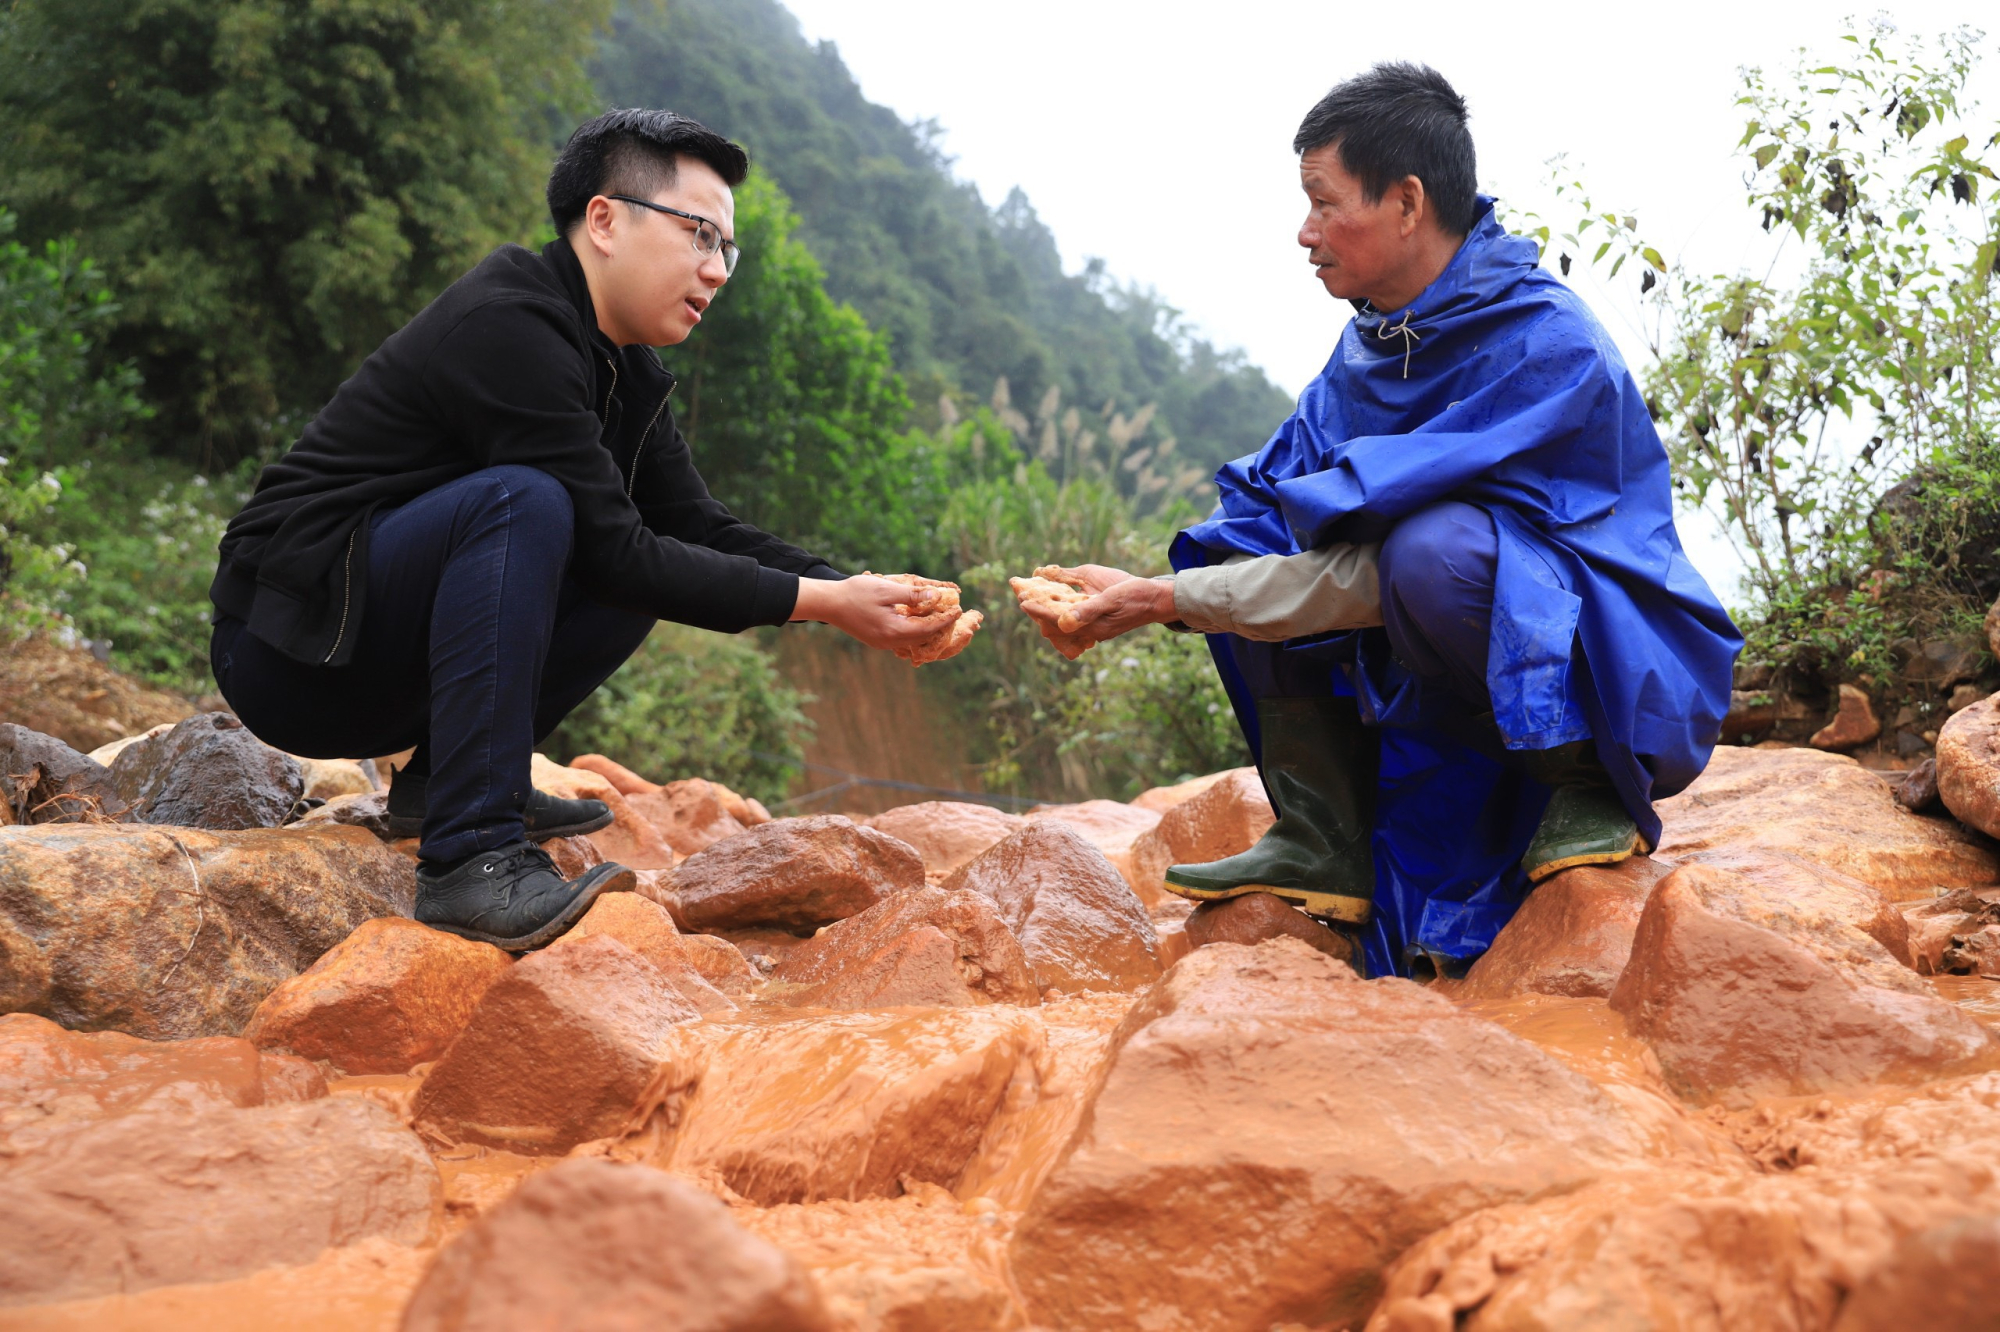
[447,466,573,556]
[1379,502,1497,620]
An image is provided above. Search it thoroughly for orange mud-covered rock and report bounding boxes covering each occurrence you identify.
[1183,890,1358,967]
[0,1095,437,1306]
[1654,744,1999,902]
[1834,1214,2000,1331]
[528,754,677,868]
[766,887,1039,1009]
[401,1158,833,1332]
[1010,939,1646,1330]
[1008,569,1096,659]
[868,801,1025,880]
[1610,864,2000,1105]
[1458,856,1672,1000]
[0,1012,324,1153]
[678,932,761,995]
[0,823,415,1039]
[1023,798,1161,890]
[672,814,925,933]
[1131,767,1242,814]
[1669,845,1921,983]
[548,893,734,1014]
[565,755,769,852]
[660,1006,1045,1204]
[412,934,701,1155]
[1125,767,1275,907]
[1938,692,2000,839]
[240,917,512,1074]
[943,822,1163,993]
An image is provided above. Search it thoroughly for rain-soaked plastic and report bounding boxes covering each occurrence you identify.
[1174,197,1740,978]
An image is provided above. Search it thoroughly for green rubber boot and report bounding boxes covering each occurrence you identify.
[1163,696,1378,925]
[1518,741,1647,883]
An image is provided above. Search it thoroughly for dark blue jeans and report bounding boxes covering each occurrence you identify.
[212,466,653,862]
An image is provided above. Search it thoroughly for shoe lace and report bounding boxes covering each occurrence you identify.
[478,842,557,909]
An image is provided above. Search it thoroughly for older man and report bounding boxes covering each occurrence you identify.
[1032,63,1739,978]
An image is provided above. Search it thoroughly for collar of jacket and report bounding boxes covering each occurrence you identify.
[540,234,677,399]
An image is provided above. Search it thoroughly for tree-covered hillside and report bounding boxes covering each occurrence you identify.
[592,0,1295,476]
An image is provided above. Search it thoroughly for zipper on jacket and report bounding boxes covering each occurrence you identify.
[322,527,358,665]
[626,383,674,497]
[600,356,619,420]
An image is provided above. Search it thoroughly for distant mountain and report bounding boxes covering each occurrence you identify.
[591,0,1294,472]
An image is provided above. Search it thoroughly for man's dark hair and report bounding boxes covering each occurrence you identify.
[1293,63,1477,236]
[546,109,750,234]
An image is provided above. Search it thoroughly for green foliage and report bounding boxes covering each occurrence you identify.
[1050,628,1247,801]
[544,622,812,803]
[667,170,947,572]
[592,0,1294,475]
[1522,20,1998,613]
[0,210,146,636]
[0,0,611,467]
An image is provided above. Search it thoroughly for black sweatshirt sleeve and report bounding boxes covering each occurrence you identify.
[421,297,800,631]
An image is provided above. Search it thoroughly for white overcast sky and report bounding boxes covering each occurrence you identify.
[776,1,1995,603]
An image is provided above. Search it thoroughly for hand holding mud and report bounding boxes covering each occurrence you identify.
[791,571,982,665]
[1009,564,1178,658]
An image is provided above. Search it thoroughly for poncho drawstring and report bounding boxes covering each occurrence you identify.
[1375,307,1422,378]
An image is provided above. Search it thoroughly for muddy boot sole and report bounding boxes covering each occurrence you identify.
[422,862,635,951]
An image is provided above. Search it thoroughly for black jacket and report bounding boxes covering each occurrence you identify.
[211,237,839,666]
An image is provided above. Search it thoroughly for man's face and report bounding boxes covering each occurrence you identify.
[1297,144,1410,305]
[587,158,736,347]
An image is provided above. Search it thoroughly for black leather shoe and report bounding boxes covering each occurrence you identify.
[385,767,615,842]
[414,840,632,951]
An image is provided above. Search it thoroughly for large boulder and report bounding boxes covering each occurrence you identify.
[241,917,513,1074]
[1131,768,1243,813]
[1009,939,1646,1330]
[411,934,701,1155]
[0,823,416,1039]
[672,814,925,933]
[1609,863,2000,1105]
[0,723,121,824]
[108,711,305,830]
[1653,745,1999,902]
[1023,799,1162,891]
[663,1006,1044,1204]
[943,822,1162,993]
[0,1095,437,1306]
[1457,857,1671,999]
[1938,693,2000,838]
[868,800,1024,879]
[1125,768,1275,907]
[765,887,1039,1009]
[401,1159,832,1332]
[0,1011,323,1153]
[548,893,735,1014]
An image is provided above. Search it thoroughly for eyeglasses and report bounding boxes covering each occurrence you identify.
[608,194,741,276]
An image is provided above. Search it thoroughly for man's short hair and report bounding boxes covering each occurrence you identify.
[546,109,750,235]
[1293,63,1477,236]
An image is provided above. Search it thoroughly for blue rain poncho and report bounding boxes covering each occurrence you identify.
[1173,198,1741,977]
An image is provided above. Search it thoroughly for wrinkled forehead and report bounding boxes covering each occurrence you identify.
[1298,142,1362,196]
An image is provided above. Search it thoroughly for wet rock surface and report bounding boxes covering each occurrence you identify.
[241,917,512,1074]
[1183,889,1358,966]
[867,800,1024,880]
[108,713,305,830]
[1655,744,2000,901]
[0,724,121,824]
[527,754,677,869]
[1125,767,1275,906]
[1022,798,1161,889]
[1,1095,436,1306]
[766,887,1039,1009]
[1010,940,1646,1330]
[412,934,701,1155]
[1938,691,2000,838]
[1610,863,2000,1104]
[0,823,415,1039]
[402,1158,832,1332]
[1459,856,1671,998]
[673,814,926,932]
[943,822,1162,993]
[549,892,735,1014]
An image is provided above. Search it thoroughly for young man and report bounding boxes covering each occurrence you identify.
[1024,64,1739,979]
[209,109,949,951]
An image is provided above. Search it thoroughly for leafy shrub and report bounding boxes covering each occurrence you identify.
[1051,626,1247,800]
[544,622,812,805]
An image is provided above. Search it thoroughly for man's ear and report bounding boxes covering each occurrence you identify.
[1397,175,1428,239]
[580,195,619,259]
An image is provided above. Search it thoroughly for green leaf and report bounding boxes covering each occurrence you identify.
[1753,143,1780,169]
[1642,247,1667,272]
